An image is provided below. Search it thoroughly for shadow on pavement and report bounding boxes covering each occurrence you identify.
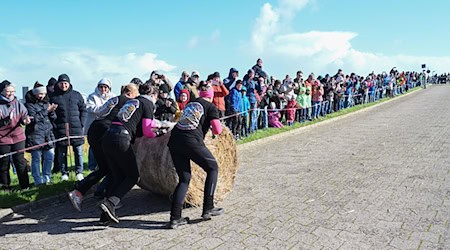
[0,188,173,236]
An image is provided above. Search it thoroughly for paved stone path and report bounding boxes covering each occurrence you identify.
[1,86,449,249]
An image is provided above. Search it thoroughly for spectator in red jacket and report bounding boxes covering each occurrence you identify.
[209,72,229,118]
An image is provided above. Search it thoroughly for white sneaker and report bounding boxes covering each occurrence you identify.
[61,174,69,181]
[68,190,83,212]
[76,173,84,181]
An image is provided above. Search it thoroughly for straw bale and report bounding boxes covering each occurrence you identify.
[134,126,238,206]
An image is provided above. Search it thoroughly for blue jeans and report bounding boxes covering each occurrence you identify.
[260,107,268,129]
[249,103,259,133]
[312,101,322,118]
[58,144,84,175]
[31,148,54,185]
[88,147,97,171]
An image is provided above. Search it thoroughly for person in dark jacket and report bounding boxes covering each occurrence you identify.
[50,74,87,181]
[0,80,31,191]
[155,84,177,122]
[24,82,58,185]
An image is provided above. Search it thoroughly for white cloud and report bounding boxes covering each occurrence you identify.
[0,39,177,96]
[250,0,450,76]
[187,30,221,49]
[188,36,200,49]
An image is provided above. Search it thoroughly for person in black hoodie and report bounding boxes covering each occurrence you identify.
[24,82,57,186]
[50,74,87,182]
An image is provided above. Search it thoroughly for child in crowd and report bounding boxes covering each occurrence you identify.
[240,87,250,137]
[175,89,190,121]
[268,102,283,128]
[285,93,297,126]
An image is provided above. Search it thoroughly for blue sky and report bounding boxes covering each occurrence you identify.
[1,0,449,97]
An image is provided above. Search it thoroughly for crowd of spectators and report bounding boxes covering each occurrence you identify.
[0,59,438,190]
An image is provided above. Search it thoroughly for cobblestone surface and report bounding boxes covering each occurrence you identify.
[1,86,449,249]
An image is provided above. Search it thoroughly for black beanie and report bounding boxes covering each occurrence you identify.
[57,74,70,84]
[0,80,12,93]
[130,77,143,85]
[47,77,57,87]
[159,84,170,94]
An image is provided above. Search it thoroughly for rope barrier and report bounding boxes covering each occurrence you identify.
[0,135,86,159]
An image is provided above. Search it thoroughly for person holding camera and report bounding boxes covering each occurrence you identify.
[147,70,173,95]
[210,72,229,118]
[155,84,177,122]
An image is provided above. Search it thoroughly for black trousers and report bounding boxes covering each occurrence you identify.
[0,141,30,189]
[231,112,242,136]
[169,143,218,210]
[218,110,225,118]
[76,134,110,195]
[102,131,139,200]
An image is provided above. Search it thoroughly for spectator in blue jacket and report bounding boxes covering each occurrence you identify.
[240,86,250,138]
[228,80,243,139]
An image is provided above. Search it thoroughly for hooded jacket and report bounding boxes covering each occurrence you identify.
[49,83,87,147]
[84,86,115,134]
[24,90,56,149]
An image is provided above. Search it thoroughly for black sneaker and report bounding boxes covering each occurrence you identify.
[99,200,119,224]
[98,212,109,226]
[201,207,224,220]
[168,217,190,229]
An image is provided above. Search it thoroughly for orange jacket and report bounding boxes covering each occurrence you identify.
[212,84,229,111]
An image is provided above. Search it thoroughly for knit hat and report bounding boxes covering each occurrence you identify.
[229,68,238,74]
[57,74,70,84]
[130,77,143,85]
[0,80,13,94]
[159,84,170,94]
[199,87,214,99]
[212,71,220,79]
[47,77,57,87]
[32,81,47,95]
[98,78,112,89]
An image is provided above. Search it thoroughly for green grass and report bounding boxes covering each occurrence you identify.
[0,87,421,209]
[0,170,91,208]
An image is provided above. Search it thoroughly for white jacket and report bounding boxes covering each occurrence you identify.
[84,87,115,134]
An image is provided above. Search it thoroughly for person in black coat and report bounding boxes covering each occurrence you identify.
[50,74,87,181]
[24,82,57,185]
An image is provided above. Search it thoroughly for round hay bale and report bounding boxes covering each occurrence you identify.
[134,126,238,206]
